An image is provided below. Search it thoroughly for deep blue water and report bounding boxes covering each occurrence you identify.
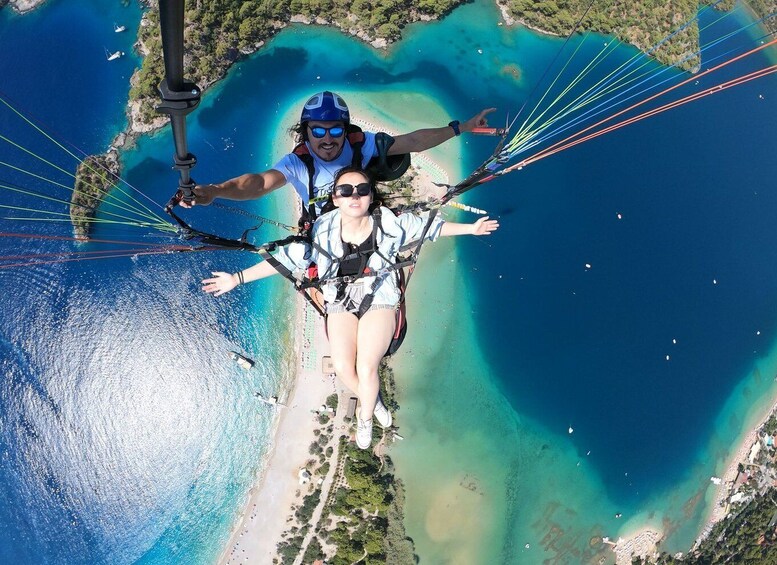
[0,2,290,564]
[1,0,776,562]
[460,10,777,502]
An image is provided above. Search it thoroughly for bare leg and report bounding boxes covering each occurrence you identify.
[355,309,396,420]
[327,312,359,394]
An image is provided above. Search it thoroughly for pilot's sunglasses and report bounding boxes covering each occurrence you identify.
[309,126,345,138]
[335,183,371,197]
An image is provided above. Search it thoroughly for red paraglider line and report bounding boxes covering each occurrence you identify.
[0,247,210,269]
[513,37,777,170]
[517,64,777,168]
[0,231,182,248]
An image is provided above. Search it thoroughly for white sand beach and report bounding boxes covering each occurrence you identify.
[612,528,663,565]
[218,294,335,565]
[699,399,777,539]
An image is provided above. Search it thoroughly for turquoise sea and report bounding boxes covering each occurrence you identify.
[1,0,776,563]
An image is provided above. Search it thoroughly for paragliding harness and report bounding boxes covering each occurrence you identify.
[258,205,412,356]
[274,128,412,354]
[154,0,417,356]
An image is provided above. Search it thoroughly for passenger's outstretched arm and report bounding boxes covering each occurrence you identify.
[202,260,279,297]
[440,216,499,237]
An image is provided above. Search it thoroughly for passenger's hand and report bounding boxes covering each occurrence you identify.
[202,271,238,296]
[180,184,218,208]
[471,216,499,236]
[462,108,497,133]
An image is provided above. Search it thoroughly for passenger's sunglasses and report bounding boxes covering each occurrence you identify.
[309,126,345,138]
[335,183,371,197]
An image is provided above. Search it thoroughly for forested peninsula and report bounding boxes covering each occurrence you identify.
[499,0,777,71]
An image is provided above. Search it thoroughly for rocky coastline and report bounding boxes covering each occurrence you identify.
[5,0,47,15]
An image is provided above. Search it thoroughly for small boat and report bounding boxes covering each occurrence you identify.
[114,23,126,33]
[105,48,124,61]
[254,392,278,404]
[230,351,255,370]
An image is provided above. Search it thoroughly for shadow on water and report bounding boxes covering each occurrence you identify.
[347,61,443,85]
[0,335,62,420]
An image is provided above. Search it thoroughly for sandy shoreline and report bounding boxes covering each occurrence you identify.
[610,395,777,564]
[696,398,777,542]
[218,294,335,564]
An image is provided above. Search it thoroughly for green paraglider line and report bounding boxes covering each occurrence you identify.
[0,203,175,232]
[0,95,165,221]
[510,10,775,159]
[506,2,758,160]
[515,43,777,170]
[0,136,167,225]
[0,182,170,229]
[0,159,165,224]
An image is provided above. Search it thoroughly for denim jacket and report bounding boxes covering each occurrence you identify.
[274,206,444,306]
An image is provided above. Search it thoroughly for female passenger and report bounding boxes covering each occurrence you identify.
[202,168,499,449]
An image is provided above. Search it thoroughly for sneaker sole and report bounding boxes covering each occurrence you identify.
[376,412,392,429]
[356,437,371,449]
[374,399,393,429]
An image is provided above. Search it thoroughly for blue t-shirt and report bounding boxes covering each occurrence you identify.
[272,132,378,212]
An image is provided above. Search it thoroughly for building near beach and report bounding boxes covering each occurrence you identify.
[346,397,357,420]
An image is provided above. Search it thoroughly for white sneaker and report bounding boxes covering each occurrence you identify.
[356,410,373,449]
[373,397,393,429]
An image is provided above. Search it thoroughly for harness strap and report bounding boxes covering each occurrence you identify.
[258,238,327,317]
[355,208,399,318]
[335,205,378,302]
[165,196,263,251]
[401,207,439,291]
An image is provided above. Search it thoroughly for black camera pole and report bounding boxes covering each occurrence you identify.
[156,0,201,206]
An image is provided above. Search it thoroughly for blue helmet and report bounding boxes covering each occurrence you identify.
[300,91,350,124]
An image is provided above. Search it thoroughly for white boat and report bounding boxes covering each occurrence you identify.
[105,48,124,61]
[114,23,126,33]
[230,351,255,370]
[254,392,283,407]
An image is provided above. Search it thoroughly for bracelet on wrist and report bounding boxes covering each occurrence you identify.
[448,120,461,136]
[236,271,245,285]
